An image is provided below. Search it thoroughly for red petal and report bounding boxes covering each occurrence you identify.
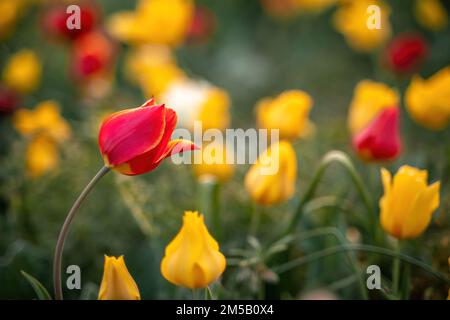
[157,139,200,162]
[99,105,166,166]
[353,107,401,161]
[141,98,156,108]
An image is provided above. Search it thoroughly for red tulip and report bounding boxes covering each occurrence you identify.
[352,107,401,162]
[0,85,20,116]
[72,31,115,79]
[385,34,428,74]
[42,3,98,40]
[187,6,216,44]
[99,99,198,175]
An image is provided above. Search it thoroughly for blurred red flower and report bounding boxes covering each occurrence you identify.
[0,85,20,116]
[352,107,401,162]
[98,99,198,176]
[187,6,216,44]
[385,33,428,74]
[42,3,98,41]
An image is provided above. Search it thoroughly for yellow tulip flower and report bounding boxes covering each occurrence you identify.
[405,67,450,130]
[380,166,440,240]
[256,90,314,141]
[26,134,59,178]
[333,0,391,52]
[193,142,235,182]
[3,49,41,94]
[98,255,141,300]
[348,80,399,135]
[162,79,231,131]
[245,141,297,206]
[0,0,26,39]
[161,211,226,289]
[107,0,194,47]
[13,100,71,143]
[415,0,448,31]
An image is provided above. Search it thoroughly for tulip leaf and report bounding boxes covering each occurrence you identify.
[21,270,52,300]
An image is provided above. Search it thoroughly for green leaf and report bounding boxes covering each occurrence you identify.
[21,270,52,300]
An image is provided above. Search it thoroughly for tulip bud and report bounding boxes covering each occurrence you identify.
[352,107,401,162]
[385,33,428,74]
[414,0,448,31]
[98,255,140,300]
[26,134,59,178]
[161,211,226,289]
[256,90,314,141]
[98,99,198,176]
[245,141,297,206]
[380,166,440,239]
[3,49,41,94]
[405,67,450,130]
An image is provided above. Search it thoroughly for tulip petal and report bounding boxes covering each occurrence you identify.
[99,104,166,166]
[402,181,440,239]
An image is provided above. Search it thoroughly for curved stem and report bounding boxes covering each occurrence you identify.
[273,244,449,285]
[285,151,377,236]
[53,166,110,300]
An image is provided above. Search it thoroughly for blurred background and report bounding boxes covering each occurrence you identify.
[0,0,449,299]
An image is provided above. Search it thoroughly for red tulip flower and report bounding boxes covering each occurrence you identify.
[99,99,198,175]
[187,6,216,44]
[42,3,98,41]
[0,85,20,116]
[352,107,401,162]
[385,34,428,74]
[72,31,115,79]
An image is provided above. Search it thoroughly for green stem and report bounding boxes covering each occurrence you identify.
[53,166,110,300]
[273,244,449,285]
[249,204,263,237]
[392,240,401,297]
[285,151,377,237]
[198,178,221,240]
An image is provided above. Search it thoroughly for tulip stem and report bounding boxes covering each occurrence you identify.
[285,151,377,237]
[199,178,221,240]
[53,166,110,300]
[392,240,401,298]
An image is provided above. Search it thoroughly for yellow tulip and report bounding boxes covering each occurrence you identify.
[348,80,399,135]
[161,211,226,289]
[107,0,194,47]
[0,0,25,39]
[3,49,41,94]
[26,134,59,178]
[256,90,314,141]
[245,141,297,206]
[193,142,235,182]
[405,67,450,130]
[380,166,440,240]
[415,0,448,31]
[333,0,391,52]
[13,100,71,142]
[162,79,231,131]
[98,255,141,300]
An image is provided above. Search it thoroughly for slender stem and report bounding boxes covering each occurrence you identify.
[284,151,377,237]
[198,177,221,240]
[249,204,262,237]
[392,240,401,297]
[53,166,110,300]
[273,244,449,285]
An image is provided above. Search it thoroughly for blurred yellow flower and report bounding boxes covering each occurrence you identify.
[107,0,194,47]
[0,0,26,39]
[162,79,231,131]
[245,141,297,206]
[26,134,59,178]
[161,211,226,289]
[380,166,440,240]
[333,0,391,52]
[98,255,141,300]
[13,100,71,142]
[256,90,314,141]
[3,49,42,94]
[125,45,186,98]
[193,142,235,182]
[415,0,448,31]
[405,66,450,130]
[348,80,399,135]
